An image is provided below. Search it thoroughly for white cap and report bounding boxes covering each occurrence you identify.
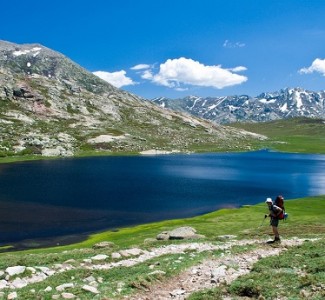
[265,198,273,203]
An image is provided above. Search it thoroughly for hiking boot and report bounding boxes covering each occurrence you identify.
[274,237,281,243]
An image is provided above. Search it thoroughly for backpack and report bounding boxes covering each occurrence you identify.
[274,195,286,220]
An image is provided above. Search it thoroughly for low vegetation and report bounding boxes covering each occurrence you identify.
[229,117,325,154]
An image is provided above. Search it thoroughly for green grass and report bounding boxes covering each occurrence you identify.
[229,117,325,153]
[2,195,324,256]
[226,238,325,299]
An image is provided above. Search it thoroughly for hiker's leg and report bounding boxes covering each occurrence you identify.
[272,226,280,239]
[271,218,280,240]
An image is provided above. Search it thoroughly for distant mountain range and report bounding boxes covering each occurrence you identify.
[152,88,325,124]
[0,40,263,157]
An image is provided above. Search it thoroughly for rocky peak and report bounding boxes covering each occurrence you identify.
[0,40,262,158]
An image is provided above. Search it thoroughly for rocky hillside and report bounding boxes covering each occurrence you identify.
[152,88,325,124]
[0,40,264,157]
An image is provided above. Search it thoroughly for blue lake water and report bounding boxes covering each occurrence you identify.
[0,150,325,246]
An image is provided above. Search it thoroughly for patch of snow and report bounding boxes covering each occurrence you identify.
[259,98,276,104]
[208,104,217,111]
[12,47,41,57]
[293,91,303,109]
[280,103,288,112]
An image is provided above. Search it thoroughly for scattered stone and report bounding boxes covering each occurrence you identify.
[61,292,76,299]
[211,265,227,283]
[7,292,17,300]
[170,288,186,296]
[111,252,122,259]
[0,280,7,289]
[5,266,26,277]
[44,286,52,292]
[84,276,96,283]
[91,254,108,261]
[82,284,100,294]
[92,241,115,249]
[11,277,28,288]
[56,283,74,292]
[120,248,142,257]
[218,235,237,240]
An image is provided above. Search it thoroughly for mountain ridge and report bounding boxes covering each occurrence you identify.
[152,87,325,124]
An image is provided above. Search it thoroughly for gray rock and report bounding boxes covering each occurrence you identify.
[0,279,8,289]
[92,241,115,249]
[7,292,17,300]
[156,231,170,240]
[5,266,26,276]
[55,283,74,292]
[169,226,204,240]
[61,293,76,299]
[82,284,99,294]
[111,252,122,259]
[91,254,108,261]
[11,277,28,289]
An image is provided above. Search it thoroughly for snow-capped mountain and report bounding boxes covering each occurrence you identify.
[152,88,325,124]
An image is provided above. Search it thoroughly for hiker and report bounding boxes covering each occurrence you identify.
[265,197,283,243]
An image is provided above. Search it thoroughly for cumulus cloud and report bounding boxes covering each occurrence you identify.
[299,58,325,76]
[131,64,151,70]
[141,57,247,89]
[223,40,246,48]
[93,70,136,88]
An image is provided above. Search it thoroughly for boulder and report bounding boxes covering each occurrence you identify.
[5,266,26,276]
[156,227,205,241]
[92,241,115,249]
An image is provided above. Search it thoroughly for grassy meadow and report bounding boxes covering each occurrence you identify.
[229,117,325,154]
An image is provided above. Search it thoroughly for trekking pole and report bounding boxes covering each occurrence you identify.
[258,215,268,228]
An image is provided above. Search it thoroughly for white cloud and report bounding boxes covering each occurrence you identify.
[131,64,151,70]
[143,57,247,89]
[141,69,154,80]
[299,58,325,76]
[223,40,246,48]
[228,66,247,72]
[93,70,136,88]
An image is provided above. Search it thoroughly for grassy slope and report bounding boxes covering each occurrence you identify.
[1,195,324,256]
[229,117,325,154]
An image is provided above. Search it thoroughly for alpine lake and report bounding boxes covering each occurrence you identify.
[1,150,325,249]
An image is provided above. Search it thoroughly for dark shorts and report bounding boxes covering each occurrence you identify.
[271,218,279,227]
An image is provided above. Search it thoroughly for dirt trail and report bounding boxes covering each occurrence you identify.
[126,239,306,300]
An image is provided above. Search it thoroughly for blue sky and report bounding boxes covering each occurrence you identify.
[2,0,325,99]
